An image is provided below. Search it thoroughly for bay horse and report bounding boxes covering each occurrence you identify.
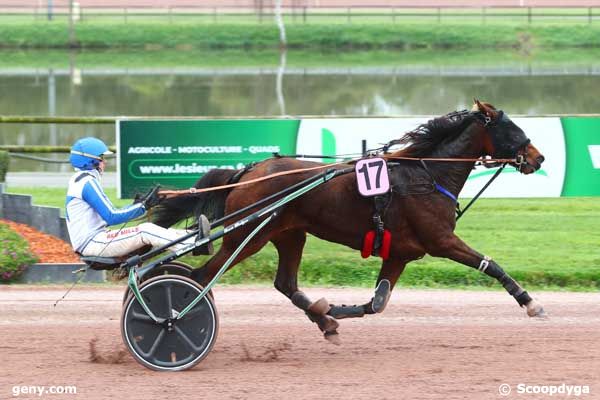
[152,100,547,343]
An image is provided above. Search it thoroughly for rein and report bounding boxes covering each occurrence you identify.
[158,154,519,199]
[385,155,517,163]
[159,161,347,198]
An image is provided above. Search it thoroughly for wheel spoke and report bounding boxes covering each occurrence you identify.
[165,283,173,313]
[143,328,166,358]
[182,301,208,319]
[130,310,155,324]
[173,324,203,353]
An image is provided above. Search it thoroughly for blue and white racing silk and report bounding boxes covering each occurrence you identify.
[65,169,145,253]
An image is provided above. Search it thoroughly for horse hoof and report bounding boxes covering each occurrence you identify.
[324,331,341,346]
[308,297,331,315]
[317,314,339,333]
[526,300,547,318]
[372,279,391,313]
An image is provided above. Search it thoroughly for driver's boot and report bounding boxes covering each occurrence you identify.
[192,214,214,256]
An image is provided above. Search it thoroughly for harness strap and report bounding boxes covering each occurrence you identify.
[434,183,457,203]
[387,155,517,163]
[228,162,257,184]
[273,152,351,160]
[420,159,508,220]
[371,193,391,257]
[419,160,458,204]
[456,163,506,221]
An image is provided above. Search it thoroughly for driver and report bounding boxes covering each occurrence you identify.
[65,137,208,258]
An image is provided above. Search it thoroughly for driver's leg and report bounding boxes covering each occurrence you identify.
[80,222,195,257]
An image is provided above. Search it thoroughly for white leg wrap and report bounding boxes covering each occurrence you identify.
[478,255,492,273]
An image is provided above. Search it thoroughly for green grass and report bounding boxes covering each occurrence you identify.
[2,21,600,49]
[5,186,600,291]
[3,47,600,70]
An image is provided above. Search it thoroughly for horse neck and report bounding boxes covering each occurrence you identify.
[424,123,485,197]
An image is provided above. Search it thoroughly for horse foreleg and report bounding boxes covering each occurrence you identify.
[328,258,407,319]
[431,235,546,318]
[271,230,340,343]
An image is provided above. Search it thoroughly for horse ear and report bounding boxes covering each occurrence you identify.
[472,98,482,112]
[474,99,496,118]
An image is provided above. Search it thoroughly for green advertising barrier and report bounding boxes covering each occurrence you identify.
[561,117,600,196]
[118,119,299,198]
[118,116,600,199]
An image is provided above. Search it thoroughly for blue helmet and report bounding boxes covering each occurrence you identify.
[70,137,113,170]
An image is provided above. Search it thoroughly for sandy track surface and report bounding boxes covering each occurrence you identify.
[1,286,599,399]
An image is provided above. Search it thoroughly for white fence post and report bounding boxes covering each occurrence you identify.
[275,0,287,48]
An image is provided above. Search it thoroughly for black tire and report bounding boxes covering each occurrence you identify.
[121,262,198,304]
[146,261,194,278]
[121,275,219,372]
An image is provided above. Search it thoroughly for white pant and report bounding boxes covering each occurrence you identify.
[80,222,196,257]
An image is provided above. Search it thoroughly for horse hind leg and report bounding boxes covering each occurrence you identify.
[291,292,341,344]
[327,279,391,319]
[271,230,340,344]
[190,247,231,287]
[190,230,272,287]
[328,257,406,319]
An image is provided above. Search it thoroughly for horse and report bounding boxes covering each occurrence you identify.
[152,100,547,343]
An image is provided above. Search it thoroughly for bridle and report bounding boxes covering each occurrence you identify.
[473,109,532,173]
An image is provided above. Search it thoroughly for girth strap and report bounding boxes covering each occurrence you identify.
[371,193,391,257]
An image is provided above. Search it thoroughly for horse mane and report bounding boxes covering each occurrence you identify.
[391,110,478,158]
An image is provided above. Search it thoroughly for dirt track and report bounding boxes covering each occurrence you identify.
[1,286,599,399]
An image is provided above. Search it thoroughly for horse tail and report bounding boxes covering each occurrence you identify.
[151,168,239,228]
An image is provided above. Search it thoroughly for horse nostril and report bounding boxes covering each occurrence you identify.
[536,155,545,164]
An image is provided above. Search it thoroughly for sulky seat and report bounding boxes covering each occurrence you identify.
[80,245,153,270]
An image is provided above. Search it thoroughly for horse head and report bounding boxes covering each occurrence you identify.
[473,99,545,175]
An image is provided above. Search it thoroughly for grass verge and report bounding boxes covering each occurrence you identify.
[2,22,600,49]
[3,47,600,70]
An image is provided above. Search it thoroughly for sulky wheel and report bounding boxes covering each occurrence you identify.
[121,262,201,304]
[145,261,194,279]
[121,275,219,371]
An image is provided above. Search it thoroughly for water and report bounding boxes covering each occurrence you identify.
[2,49,599,171]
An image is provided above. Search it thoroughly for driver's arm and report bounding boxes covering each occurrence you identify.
[81,178,145,225]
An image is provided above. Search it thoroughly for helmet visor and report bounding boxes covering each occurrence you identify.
[70,148,112,160]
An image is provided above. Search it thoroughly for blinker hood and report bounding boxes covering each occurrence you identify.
[479,110,530,159]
